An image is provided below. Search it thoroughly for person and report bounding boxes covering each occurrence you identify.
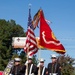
[9,57,22,75]
[47,54,61,75]
[37,58,48,75]
[21,56,37,75]
[20,60,28,75]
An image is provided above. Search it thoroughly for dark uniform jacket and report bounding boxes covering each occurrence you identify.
[47,62,61,75]
[10,64,22,75]
[37,66,48,75]
[21,63,37,75]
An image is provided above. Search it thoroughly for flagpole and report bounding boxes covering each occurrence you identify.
[38,48,41,62]
[38,48,41,75]
[25,4,39,75]
[26,47,29,75]
[38,10,42,75]
[26,4,32,75]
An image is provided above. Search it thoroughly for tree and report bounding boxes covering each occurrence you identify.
[0,19,38,70]
[0,19,25,70]
[58,55,75,75]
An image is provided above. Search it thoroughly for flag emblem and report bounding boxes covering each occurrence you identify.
[40,10,66,54]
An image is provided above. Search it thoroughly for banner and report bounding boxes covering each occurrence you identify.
[12,37,44,49]
[3,60,14,75]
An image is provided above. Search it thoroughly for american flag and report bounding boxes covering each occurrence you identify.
[24,8,38,56]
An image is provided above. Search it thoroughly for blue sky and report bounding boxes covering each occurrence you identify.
[0,0,75,66]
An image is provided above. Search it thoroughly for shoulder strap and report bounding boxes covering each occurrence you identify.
[29,64,33,74]
[42,67,45,75]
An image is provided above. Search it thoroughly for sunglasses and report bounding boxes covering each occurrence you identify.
[51,57,56,59]
[40,61,44,63]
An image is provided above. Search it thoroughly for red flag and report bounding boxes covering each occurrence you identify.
[40,10,66,54]
[24,8,38,56]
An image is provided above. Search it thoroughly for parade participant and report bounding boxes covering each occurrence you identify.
[20,60,28,75]
[37,58,48,75]
[47,54,61,75]
[9,57,22,75]
[21,56,37,75]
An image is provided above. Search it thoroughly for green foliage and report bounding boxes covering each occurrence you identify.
[0,19,37,70]
[32,55,38,65]
[58,55,75,75]
[0,19,26,70]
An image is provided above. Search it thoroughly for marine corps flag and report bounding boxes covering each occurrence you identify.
[40,10,66,54]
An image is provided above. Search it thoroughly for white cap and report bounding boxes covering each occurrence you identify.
[40,58,45,62]
[14,58,21,62]
[28,56,33,59]
[51,54,57,58]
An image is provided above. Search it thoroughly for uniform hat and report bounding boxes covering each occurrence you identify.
[39,58,45,62]
[51,54,57,59]
[14,58,21,62]
[28,56,33,60]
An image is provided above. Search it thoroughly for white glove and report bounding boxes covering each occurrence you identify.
[29,73,34,75]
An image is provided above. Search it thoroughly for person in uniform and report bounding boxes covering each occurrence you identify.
[9,57,22,75]
[21,56,37,75]
[37,58,48,75]
[47,54,61,75]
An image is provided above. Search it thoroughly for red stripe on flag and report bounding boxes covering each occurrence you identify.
[24,26,38,56]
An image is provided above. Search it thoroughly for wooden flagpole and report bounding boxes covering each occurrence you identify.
[38,48,41,75]
[26,47,29,75]
[38,10,42,75]
[25,4,32,75]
